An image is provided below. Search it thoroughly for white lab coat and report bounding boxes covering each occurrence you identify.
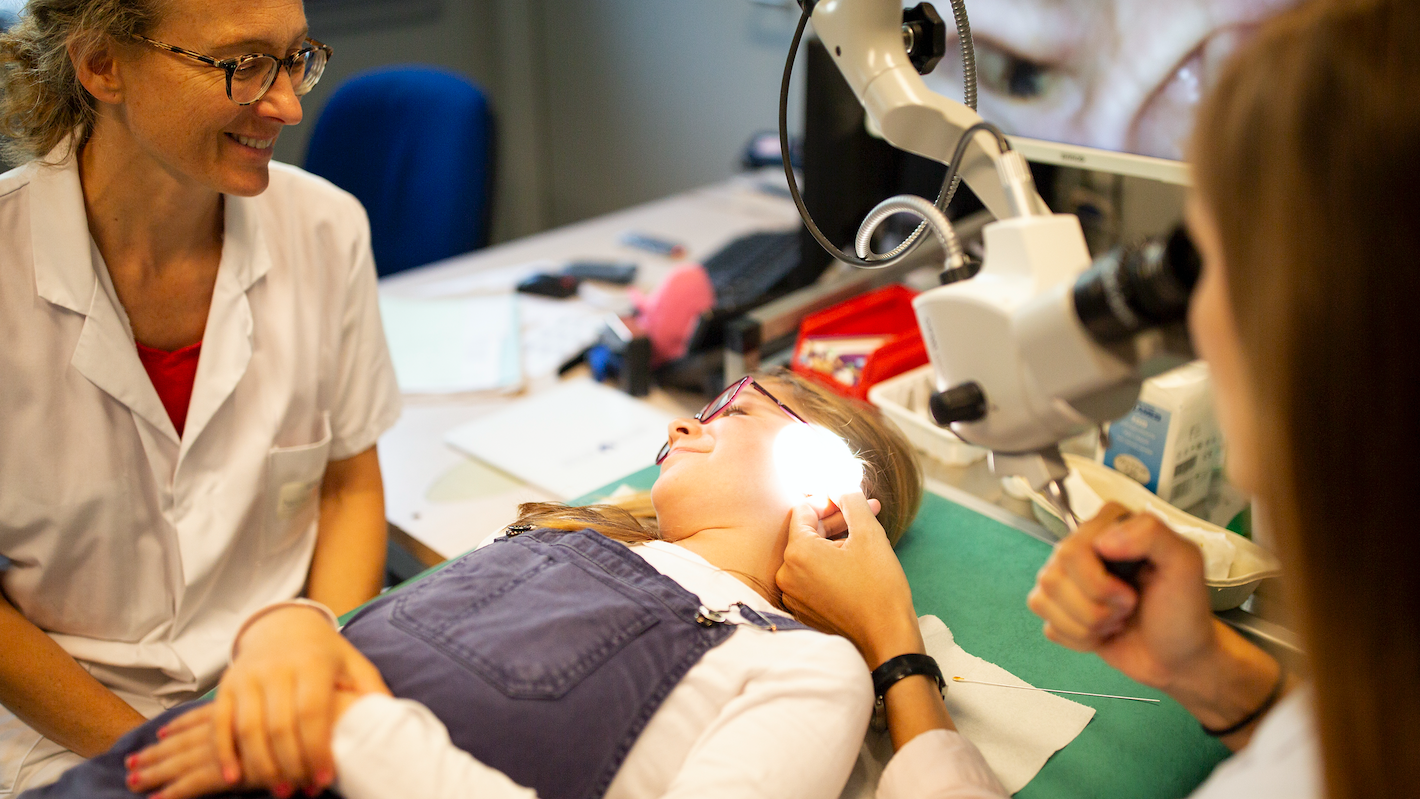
[0,149,402,792]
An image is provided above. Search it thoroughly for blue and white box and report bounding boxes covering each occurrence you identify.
[1103,361,1223,509]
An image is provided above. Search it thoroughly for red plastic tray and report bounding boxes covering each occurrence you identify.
[790,284,928,401]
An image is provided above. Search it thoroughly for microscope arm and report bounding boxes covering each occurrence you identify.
[808,0,1050,221]
[800,0,1198,510]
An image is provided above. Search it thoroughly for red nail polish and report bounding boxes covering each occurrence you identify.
[273,783,292,799]
[125,754,136,770]
[156,727,168,739]
[316,768,334,787]
[223,765,240,784]
[127,772,141,788]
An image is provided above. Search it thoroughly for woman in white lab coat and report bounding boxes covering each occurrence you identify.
[777,1,1419,797]
[0,0,400,791]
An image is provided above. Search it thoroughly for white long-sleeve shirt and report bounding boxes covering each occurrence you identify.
[331,539,874,799]
[874,686,1320,799]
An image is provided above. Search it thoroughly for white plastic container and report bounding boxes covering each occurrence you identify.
[1030,455,1281,611]
[1102,361,1224,509]
[868,364,988,467]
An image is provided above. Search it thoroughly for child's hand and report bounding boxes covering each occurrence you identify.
[125,704,250,799]
[126,686,375,799]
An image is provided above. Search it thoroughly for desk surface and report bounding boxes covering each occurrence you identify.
[377,171,801,561]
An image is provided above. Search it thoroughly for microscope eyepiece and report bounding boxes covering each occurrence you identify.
[1072,226,1201,344]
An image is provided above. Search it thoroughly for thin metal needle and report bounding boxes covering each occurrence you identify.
[1044,477,1081,532]
[952,676,1160,704]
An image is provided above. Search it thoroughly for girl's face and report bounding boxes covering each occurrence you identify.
[921,0,1299,159]
[107,0,307,196]
[651,380,806,541]
[1186,197,1260,494]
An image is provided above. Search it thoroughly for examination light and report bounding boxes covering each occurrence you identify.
[774,424,866,502]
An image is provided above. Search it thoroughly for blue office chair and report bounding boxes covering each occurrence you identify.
[304,65,494,277]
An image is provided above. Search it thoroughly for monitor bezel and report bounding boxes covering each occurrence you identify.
[1010,135,1192,186]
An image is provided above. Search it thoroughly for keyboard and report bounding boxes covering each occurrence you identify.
[703,230,802,312]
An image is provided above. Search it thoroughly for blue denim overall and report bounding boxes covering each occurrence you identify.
[27,528,804,799]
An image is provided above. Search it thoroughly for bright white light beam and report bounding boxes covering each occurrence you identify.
[773,424,865,503]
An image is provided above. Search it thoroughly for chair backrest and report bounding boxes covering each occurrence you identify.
[304,65,494,277]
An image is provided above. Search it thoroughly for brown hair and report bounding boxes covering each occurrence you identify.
[513,368,924,548]
[0,0,165,165]
[1192,1,1420,796]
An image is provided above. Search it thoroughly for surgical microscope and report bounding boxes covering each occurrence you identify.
[779,0,1201,552]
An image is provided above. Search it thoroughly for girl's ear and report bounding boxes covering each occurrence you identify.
[816,496,882,538]
[71,37,125,105]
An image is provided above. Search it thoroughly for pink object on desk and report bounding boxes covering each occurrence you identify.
[631,263,715,367]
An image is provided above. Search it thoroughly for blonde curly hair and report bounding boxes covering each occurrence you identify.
[0,0,166,165]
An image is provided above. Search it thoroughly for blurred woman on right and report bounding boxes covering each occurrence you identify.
[778,0,1420,796]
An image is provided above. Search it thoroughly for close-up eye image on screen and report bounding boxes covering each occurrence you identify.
[919,0,1305,178]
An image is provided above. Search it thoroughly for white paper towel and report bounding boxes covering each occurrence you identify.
[839,616,1096,797]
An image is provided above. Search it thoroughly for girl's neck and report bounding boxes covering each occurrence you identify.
[672,520,792,609]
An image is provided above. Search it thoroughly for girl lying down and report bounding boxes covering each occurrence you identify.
[28,371,922,799]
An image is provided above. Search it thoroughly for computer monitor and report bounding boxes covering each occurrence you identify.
[916,0,1308,185]
[0,0,21,31]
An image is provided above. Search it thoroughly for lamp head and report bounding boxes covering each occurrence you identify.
[773,423,866,503]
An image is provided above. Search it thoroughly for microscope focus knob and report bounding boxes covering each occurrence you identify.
[902,3,948,76]
[929,382,987,425]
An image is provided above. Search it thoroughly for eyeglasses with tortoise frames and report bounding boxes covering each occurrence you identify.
[130,34,332,106]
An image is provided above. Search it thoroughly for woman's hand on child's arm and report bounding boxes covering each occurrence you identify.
[128,604,389,797]
[125,687,372,799]
[213,606,390,794]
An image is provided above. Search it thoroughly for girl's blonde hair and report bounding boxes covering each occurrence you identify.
[513,369,923,548]
[0,0,165,165]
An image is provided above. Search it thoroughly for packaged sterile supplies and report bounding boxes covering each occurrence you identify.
[1030,456,1281,610]
[1102,361,1224,509]
[1057,474,1235,580]
[1143,502,1237,582]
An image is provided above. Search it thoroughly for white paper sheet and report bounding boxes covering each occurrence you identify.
[840,616,1096,798]
[443,378,675,499]
[379,295,522,394]
[518,296,611,380]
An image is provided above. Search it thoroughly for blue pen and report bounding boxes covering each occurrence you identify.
[621,231,686,259]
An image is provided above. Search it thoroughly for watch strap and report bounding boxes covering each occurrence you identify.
[871,653,946,699]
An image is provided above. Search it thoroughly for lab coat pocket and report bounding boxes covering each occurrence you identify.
[262,413,333,559]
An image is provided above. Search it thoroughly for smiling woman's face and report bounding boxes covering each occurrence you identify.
[920,0,1300,159]
[651,380,807,541]
[110,0,308,195]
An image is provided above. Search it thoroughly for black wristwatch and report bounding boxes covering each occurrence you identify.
[870,653,946,731]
